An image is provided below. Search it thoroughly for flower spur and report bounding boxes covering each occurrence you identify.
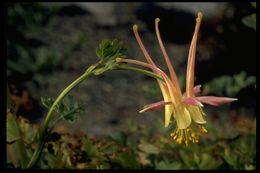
[117,12,237,145]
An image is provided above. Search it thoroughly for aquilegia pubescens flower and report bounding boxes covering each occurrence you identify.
[118,12,237,145]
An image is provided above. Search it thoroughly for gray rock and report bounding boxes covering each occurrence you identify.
[156,2,228,19]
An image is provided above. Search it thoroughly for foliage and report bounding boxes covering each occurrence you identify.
[141,71,255,99]
[7,46,62,75]
[96,39,127,61]
[93,39,127,75]
[7,115,256,169]
[8,3,61,33]
[7,3,63,77]
[242,2,256,30]
[242,14,256,30]
[41,95,84,122]
[203,71,256,97]
[141,74,186,100]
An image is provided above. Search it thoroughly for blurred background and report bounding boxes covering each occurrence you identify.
[7,2,256,137]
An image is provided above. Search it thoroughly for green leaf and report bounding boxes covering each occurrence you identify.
[198,153,222,169]
[41,95,84,122]
[59,95,84,122]
[251,2,256,8]
[82,137,99,158]
[93,39,127,76]
[108,132,128,146]
[242,14,256,30]
[193,153,200,165]
[179,150,194,169]
[224,148,238,168]
[41,97,55,109]
[138,143,160,154]
[155,160,181,170]
[100,142,118,155]
[203,71,256,96]
[245,164,255,170]
[96,39,127,60]
[7,112,20,143]
[116,150,139,169]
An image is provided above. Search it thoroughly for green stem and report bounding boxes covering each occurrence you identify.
[26,70,93,168]
[26,60,163,168]
[117,65,164,82]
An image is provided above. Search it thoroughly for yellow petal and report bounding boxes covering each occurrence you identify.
[164,104,173,127]
[174,105,191,129]
[160,83,173,127]
[188,105,206,124]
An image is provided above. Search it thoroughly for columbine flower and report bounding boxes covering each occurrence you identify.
[118,12,237,145]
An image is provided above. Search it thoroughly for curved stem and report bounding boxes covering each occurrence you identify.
[26,60,164,168]
[26,70,93,168]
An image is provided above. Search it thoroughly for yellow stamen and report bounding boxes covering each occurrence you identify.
[191,132,196,138]
[177,136,183,144]
[200,126,208,133]
[173,135,177,140]
[170,132,175,137]
[185,139,189,146]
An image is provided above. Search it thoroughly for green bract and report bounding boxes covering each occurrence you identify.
[93,39,127,75]
[96,39,127,60]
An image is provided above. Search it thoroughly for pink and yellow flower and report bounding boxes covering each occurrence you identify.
[118,12,237,145]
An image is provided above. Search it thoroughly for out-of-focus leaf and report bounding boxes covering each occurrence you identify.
[224,148,238,168]
[8,46,62,75]
[7,112,20,143]
[100,141,119,155]
[19,117,39,144]
[82,137,99,158]
[141,83,161,100]
[155,160,181,170]
[138,143,160,154]
[198,153,222,169]
[116,150,139,169]
[245,164,255,170]
[242,14,256,30]
[203,71,256,96]
[193,153,200,165]
[251,2,256,8]
[108,132,128,146]
[179,150,194,169]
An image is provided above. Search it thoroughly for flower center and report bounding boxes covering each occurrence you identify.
[170,125,207,146]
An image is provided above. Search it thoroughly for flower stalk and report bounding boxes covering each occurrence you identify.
[26,61,103,168]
